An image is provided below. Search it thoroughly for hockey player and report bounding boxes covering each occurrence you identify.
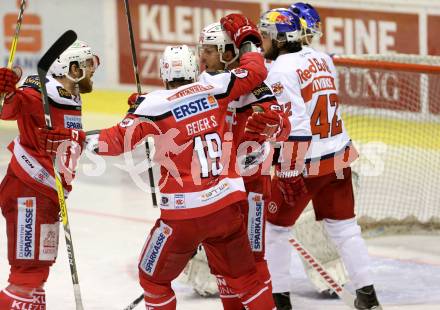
[187,19,290,310]
[0,40,99,309]
[286,0,350,300]
[260,7,381,310]
[39,14,276,310]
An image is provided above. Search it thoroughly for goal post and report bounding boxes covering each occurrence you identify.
[333,54,440,231]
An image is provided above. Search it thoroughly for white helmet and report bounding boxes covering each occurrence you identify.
[198,22,239,65]
[49,40,98,82]
[160,45,198,82]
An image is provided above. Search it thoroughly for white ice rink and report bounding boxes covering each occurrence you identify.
[1,120,440,310]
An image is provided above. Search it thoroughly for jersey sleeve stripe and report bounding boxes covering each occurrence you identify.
[288,135,312,141]
[48,97,81,111]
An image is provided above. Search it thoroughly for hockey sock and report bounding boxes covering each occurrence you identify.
[33,287,46,310]
[255,261,272,292]
[323,218,373,289]
[0,288,34,310]
[265,222,292,293]
[144,292,176,310]
[215,275,243,310]
[225,273,275,309]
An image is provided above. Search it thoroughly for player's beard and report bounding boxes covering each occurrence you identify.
[78,76,93,93]
[264,41,281,61]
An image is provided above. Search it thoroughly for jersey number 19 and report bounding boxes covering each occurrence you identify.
[194,133,223,178]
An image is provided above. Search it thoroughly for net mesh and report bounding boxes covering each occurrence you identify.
[334,54,440,230]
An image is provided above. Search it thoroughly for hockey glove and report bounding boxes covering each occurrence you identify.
[220,14,262,47]
[245,110,283,141]
[274,166,308,205]
[0,67,21,94]
[38,127,86,157]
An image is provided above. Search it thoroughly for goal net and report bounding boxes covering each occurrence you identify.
[333,54,440,232]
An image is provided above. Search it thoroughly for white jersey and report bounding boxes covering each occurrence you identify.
[266,46,357,176]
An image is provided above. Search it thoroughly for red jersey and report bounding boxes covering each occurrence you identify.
[1,75,83,203]
[223,80,290,182]
[94,53,267,220]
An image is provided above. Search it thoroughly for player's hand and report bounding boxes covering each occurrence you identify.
[127,92,148,107]
[0,67,22,94]
[274,168,308,205]
[220,14,262,47]
[245,110,282,141]
[38,127,86,157]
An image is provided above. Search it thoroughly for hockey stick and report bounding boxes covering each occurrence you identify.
[123,0,157,207]
[0,0,26,114]
[37,30,85,310]
[123,294,144,310]
[289,237,356,309]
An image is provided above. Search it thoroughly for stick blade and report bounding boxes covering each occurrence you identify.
[37,30,77,73]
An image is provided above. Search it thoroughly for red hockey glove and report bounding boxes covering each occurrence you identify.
[127,92,148,107]
[275,166,308,205]
[38,127,86,157]
[245,110,282,141]
[0,67,21,94]
[220,14,262,47]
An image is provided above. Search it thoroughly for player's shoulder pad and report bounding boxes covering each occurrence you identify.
[46,76,82,110]
[20,75,41,92]
[198,71,231,96]
[132,90,171,118]
[230,67,249,79]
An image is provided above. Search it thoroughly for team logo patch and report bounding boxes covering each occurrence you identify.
[22,75,41,91]
[64,115,82,129]
[268,201,278,214]
[140,221,173,276]
[174,194,185,209]
[248,193,264,252]
[119,117,135,128]
[16,197,36,260]
[271,82,284,96]
[171,96,218,122]
[39,223,59,261]
[160,196,169,207]
[231,68,248,79]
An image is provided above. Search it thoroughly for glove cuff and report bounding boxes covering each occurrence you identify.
[239,41,258,57]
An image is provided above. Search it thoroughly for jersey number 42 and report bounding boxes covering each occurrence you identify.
[310,93,343,139]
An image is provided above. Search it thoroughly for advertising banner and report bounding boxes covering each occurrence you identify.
[0,0,110,85]
[269,3,419,54]
[117,0,261,86]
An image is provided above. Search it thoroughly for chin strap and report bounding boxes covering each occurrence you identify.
[65,69,85,84]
